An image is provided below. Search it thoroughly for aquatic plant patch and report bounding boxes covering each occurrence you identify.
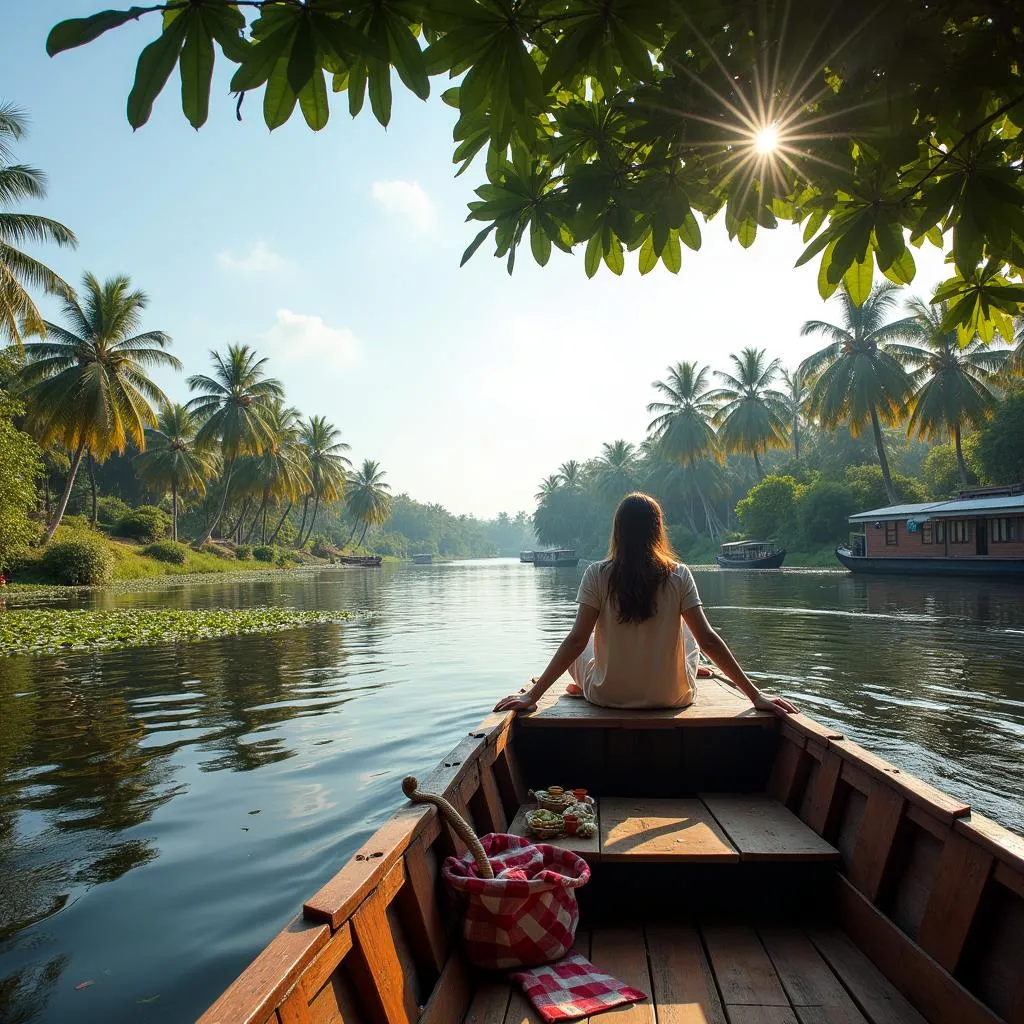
[0,607,352,655]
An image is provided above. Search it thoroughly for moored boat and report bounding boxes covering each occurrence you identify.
[411,553,433,564]
[335,554,382,567]
[838,484,1024,577]
[716,539,786,568]
[199,677,1024,1024]
[519,550,535,563]
[533,548,580,567]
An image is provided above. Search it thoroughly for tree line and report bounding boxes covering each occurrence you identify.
[533,283,1024,559]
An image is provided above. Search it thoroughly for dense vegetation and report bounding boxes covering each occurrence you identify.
[533,286,1024,564]
[46,1,1024,344]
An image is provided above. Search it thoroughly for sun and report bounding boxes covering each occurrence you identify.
[754,123,779,154]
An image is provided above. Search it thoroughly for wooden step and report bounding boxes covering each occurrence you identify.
[600,797,740,862]
[507,804,601,861]
[702,794,841,862]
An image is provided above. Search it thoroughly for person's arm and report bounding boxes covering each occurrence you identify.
[682,604,798,715]
[494,603,599,713]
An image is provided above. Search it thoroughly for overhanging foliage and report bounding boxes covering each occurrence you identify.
[47,1,1024,339]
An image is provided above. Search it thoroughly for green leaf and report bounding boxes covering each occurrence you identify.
[312,13,387,63]
[843,251,874,305]
[126,13,190,129]
[299,68,330,131]
[662,229,681,273]
[638,233,657,274]
[678,209,701,251]
[230,25,293,93]
[584,232,602,279]
[47,8,150,56]
[385,13,430,100]
[205,4,249,63]
[603,231,624,275]
[264,53,299,131]
[180,13,215,129]
[881,246,916,286]
[817,239,840,300]
[348,60,368,117]
[287,19,316,96]
[368,60,393,126]
[461,224,496,266]
[530,219,552,266]
[736,216,757,249]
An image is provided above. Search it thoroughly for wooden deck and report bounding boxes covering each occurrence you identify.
[464,923,929,1024]
[519,678,777,728]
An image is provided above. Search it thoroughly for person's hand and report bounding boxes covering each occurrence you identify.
[753,692,799,715]
[493,686,538,713]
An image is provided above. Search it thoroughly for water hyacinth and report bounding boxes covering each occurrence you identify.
[0,607,352,655]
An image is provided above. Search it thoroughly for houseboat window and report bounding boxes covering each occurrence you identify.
[885,521,898,545]
[990,517,1015,543]
[935,520,946,543]
[950,519,969,544]
[922,522,933,544]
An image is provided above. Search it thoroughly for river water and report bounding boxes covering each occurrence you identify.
[1,559,1022,1023]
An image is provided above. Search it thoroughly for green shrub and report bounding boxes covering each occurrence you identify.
[798,481,857,544]
[116,505,170,542]
[253,544,276,562]
[58,514,94,536]
[200,542,235,559]
[96,495,131,525]
[736,475,800,540]
[143,540,189,564]
[41,538,114,585]
[235,544,252,560]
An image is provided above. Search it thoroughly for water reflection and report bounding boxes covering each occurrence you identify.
[0,560,1021,1023]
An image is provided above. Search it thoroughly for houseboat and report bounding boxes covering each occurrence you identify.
[519,550,535,563]
[199,676,1024,1024]
[335,554,382,567]
[716,539,786,568]
[837,484,1024,577]
[411,553,433,565]
[533,548,580,567]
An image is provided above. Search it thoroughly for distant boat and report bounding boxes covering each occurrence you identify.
[519,551,535,563]
[335,554,381,567]
[715,540,786,569]
[411,553,433,564]
[533,548,580,567]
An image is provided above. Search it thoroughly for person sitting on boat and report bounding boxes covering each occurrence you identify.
[494,492,798,715]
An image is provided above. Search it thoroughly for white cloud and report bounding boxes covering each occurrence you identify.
[262,309,361,369]
[217,239,288,273]
[371,179,437,231]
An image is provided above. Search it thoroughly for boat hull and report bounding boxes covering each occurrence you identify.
[835,546,1024,576]
[533,558,580,567]
[715,549,786,569]
[335,555,381,567]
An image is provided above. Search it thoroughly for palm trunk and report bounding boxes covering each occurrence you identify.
[197,456,236,547]
[954,423,968,488]
[357,521,369,548]
[793,418,800,461]
[294,494,310,548]
[869,406,898,504]
[345,517,360,548]
[87,451,98,524]
[752,450,764,477]
[44,474,51,517]
[269,500,292,544]
[45,442,87,542]
[261,505,268,545]
[172,482,178,542]
[244,494,268,544]
[301,492,321,548]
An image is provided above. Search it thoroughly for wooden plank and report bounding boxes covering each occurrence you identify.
[600,798,738,862]
[993,859,1024,899]
[726,1010,798,1024]
[587,927,654,1024]
[475,765,508,833]
[277,988,312,1024]
[702,926,789,1007]
[846,785,905,902]
[464,981,512,1024]
[829,739,970,824]
[783,713,844,744]
[306,968,364,1024]
[646,925,727,1024]
[508,803,601,860]
[418,955,471,1024]
[504,987,544,1024]
[954,811,1024,876]
[702,795,840,861]
[795,1009,871,1024]
[199,916,331,1024]
[492,743,528,810]
[759,928,866,1019]
[916,831,993,972]
[350,892,416,1024]
[829,876,1004,1024]
[399,837,447,976]
[298,922,354,1004]
[767,739,808,809]
[801,750,843,836]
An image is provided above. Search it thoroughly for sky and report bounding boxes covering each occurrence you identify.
[2,2,950,518]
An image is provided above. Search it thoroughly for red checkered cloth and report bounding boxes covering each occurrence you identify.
[511,953,648,1022]
[442,834,590,969]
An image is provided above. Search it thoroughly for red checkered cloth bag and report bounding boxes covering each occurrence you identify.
[442,833,590,969]
[511,953,647,1022]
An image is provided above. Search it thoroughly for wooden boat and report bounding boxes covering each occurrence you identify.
[839,486,1024,577]
[412,553,433,565]
[519,551,535,563]
[335,554,383,567]
[533,548,580,568]
[716,540,786,569]
[199,677,1024,1024]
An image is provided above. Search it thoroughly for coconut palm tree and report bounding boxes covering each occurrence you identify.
[557,459,583,490]
[135,403,219,541]
[186,344,284,546]
[594,440,638,498]
[0,104,77,347]
[800,282,918,504]
[535,474,562,501]
[708,348,789,476]
[780,367,807,460]
[19,273,179,540]
[1002,319,1024,381]
[344,460,392,549]
[647,362,720,465]
[901,297,1007,487]
[295,415,351,548]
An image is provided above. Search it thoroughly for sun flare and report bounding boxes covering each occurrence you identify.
[754,123,779,154]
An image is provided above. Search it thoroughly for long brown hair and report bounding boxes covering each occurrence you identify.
[606,492,678,624]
